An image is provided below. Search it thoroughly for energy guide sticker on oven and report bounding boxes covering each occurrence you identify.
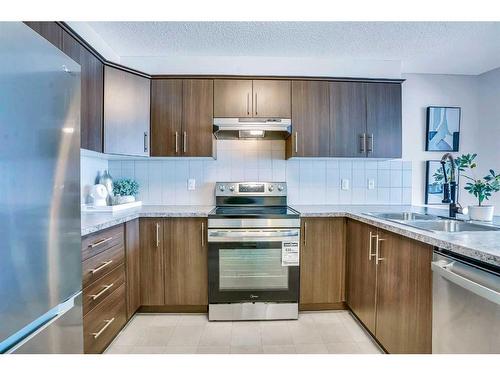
[282,241,299,266]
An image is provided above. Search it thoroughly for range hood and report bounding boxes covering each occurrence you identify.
[213,118,292,140]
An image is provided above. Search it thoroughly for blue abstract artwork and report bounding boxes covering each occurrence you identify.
[426,106,461,151]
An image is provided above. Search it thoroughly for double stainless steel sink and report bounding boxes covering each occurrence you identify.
[365,212,500,233]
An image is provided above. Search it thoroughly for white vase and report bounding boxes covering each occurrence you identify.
[114,195,136,205]
[468,205,494,222]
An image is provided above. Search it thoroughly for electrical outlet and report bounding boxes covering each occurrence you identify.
[368,178,375,190]
[188,178,196,191]
[341,179,350,190]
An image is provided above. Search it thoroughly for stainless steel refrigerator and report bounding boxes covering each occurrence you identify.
[0,22,83,354]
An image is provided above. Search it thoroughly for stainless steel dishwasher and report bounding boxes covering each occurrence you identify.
[432,250,500,353]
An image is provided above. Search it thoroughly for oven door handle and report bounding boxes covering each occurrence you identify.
[208,229,300,242]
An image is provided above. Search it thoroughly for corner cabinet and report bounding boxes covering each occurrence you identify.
[104,66,150,156]
[346,219,432,354]
[151,79,214,157]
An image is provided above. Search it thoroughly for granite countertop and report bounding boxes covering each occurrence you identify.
[292,205,500,267]
[82,203,500,267]
[81,205,214,236]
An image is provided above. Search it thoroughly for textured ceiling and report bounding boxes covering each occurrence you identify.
[85,22,500,75]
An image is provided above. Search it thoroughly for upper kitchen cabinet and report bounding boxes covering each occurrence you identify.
[104,66,150,156]
[214,79,253,117]
[365,83,402,158]
[150,79,215,157]
[252,80,291,118]
[151,79,183,156]
[182,79,214,157]
[286,80,330,157]
[214,79,291,118]
[329,82,367,157]
[330,81,402,158]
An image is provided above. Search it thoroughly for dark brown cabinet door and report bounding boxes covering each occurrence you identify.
[375,229,432,354]
[125,219,141,320]
[24,22,62,49]
[214,79,252,118]
[300,218,346,308]
[366,83,402,158]
[164,218,208,306]
[289,81,330,157]
[330,82,367,157]
[182,79,214,157]
[252,80,291,118]
[139,219,165,305]
[346,220,378,333]
[151,79,183,156]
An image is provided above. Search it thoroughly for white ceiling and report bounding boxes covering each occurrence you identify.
[81,22,500,75]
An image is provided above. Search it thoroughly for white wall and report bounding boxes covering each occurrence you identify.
[107,140,412,206]
[401,73,480,209]
[477,68,500,212]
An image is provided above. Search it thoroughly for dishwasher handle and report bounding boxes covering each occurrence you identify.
[431,260,500,305]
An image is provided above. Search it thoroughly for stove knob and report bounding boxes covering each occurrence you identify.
[219,185,225,192]
[268,185,274,192]
[229,185,235,192]
[277,185,284,191]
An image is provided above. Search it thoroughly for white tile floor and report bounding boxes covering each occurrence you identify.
[105,311,383,354]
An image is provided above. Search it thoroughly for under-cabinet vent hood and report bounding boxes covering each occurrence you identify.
[213,118,292,140]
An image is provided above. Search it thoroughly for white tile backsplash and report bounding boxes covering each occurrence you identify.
[103,140,412,206]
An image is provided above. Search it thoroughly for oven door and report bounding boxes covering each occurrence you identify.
[208,228,300,304]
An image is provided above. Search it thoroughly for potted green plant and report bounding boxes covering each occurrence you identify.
[456,153,500,221]
[112,178,139,205]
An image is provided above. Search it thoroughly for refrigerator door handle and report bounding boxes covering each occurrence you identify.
[1,292,81,354]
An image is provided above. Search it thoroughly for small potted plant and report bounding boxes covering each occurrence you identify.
[456,153,500,221]
[112,178,139,205]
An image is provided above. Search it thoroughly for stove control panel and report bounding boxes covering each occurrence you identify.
[215,182,287,197]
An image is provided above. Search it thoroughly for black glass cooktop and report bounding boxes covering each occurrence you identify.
[209,206,299,219]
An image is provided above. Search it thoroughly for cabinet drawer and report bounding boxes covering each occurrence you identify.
[83,264,125,316]
[83,283,127,354]
[82,244,124,288]
[82,225,124,261]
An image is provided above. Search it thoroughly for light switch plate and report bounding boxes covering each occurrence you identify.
[341,179,350,190]
[188,178,196,191]
[368,178,375,190]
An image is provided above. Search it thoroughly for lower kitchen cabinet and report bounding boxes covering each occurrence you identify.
[374,228,432,354]
[139,217,208,311]
[299,218,346,309]
[164,218,208,307]
[139,219,165,305]
[346,219,432,354]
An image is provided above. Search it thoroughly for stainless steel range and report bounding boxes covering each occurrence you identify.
[208,182,300,321]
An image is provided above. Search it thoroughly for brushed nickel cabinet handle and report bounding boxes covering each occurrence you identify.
[89,260,113,275]
[201,222,205,247]
[183,131,187,153]
[368,231,377,261]
[295,132,298,154]
[367,133,374,153]
[303,221,307,247]
[88,237,112,248]
[376,235,386,265]
[155,222,160,248]
[92,317,115,339]
[144,132,148,153]
[255,92,258,115]
[247,93,250,115]
[359,133,366,153]
[90,283,114,300]
[175,131,179,153]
